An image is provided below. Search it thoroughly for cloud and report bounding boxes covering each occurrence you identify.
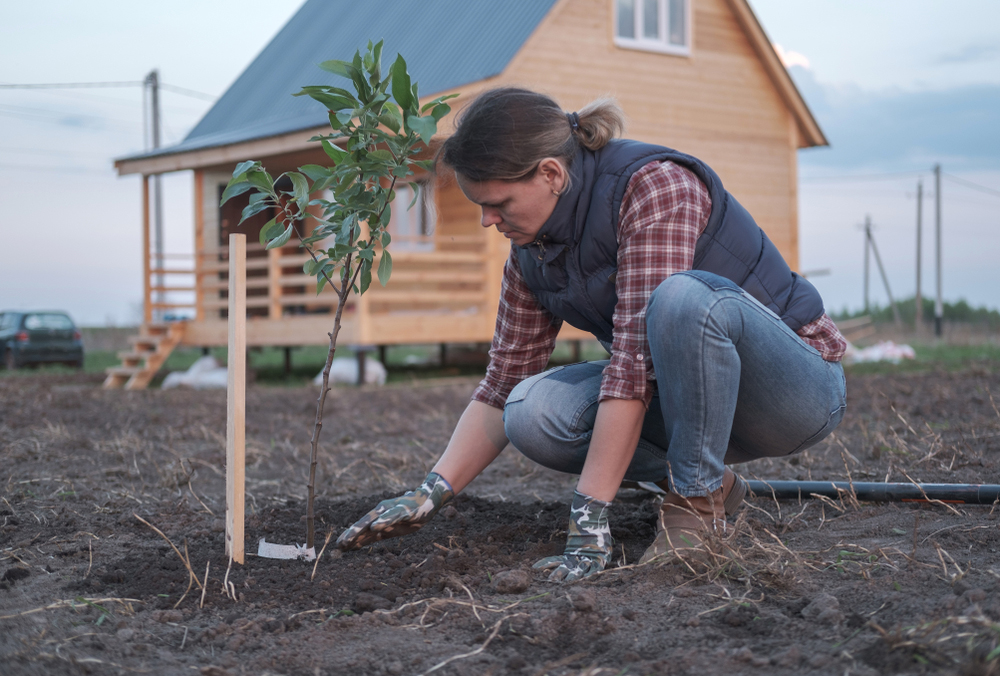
[934,43,999,65]
[772,42,810,70]
[789,67,1000,172]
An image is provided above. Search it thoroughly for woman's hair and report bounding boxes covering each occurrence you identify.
[439,88,626,182]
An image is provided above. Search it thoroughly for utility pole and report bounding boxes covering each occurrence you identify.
[866,219,902,328]
[915,180,923,333]
[144,69,164,321]
[934,164,943,338]
[863,215,871,315]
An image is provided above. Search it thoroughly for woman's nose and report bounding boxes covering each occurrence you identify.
[481,207,501,229]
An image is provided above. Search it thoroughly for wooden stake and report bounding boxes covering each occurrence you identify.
[226,234,246,564]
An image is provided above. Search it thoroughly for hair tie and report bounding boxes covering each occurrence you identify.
[567,111,580,131]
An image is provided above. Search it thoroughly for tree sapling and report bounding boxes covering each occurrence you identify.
[220,40,456,549]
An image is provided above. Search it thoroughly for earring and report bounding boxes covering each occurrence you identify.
[551,188,562,196]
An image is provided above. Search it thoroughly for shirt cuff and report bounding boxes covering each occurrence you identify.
[472,381,508,410]
[598,369,653,408]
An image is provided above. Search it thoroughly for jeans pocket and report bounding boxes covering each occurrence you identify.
[505,365,569,406]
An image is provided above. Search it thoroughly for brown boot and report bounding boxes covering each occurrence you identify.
[639,488,727,564]
[653,467,748,516]
[640,471,747,565]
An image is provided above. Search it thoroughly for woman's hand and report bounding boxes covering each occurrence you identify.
[533,491,614,582]
[336,472,454,550]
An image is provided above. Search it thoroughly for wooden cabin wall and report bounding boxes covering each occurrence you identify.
[493,0,801,270]
[434,171,485,253]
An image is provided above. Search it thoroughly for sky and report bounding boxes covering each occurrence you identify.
[1,0,999,325]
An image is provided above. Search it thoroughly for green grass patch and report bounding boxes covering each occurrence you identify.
[844,342,1000,375]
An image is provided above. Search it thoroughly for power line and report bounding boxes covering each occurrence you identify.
[0,80,216,100]
[943,173,1000,199]
[0,81,143,89]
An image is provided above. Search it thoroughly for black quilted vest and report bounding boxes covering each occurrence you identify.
[516,140,824,344]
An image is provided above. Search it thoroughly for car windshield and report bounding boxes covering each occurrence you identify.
[24,314,74,330]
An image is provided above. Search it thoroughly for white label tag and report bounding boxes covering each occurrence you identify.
[256,538,316,561]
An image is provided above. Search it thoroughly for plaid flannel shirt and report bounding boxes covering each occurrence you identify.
[472,161,847,410]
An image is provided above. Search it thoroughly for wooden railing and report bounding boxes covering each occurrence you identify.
[191,244,489,318]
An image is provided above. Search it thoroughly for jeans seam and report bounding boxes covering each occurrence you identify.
[690,292,735,495]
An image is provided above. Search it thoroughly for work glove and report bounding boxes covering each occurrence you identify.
[533,491,614,582]
[336,472,454,551]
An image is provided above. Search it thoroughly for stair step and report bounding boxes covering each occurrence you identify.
[129,335,168,347]
[105,366,142,377]
[117,350,154,361]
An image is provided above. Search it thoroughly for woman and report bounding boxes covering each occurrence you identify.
[336,88,847,582]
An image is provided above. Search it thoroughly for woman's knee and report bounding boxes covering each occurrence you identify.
[503,369,595,474]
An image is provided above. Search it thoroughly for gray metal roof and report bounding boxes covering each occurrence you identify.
[124,0,558,161]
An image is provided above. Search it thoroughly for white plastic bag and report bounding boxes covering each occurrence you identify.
[313,356,387,386]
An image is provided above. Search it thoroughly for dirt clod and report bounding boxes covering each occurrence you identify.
[569,587,598,612]
[492,568,532,594]
[1,567,29,583]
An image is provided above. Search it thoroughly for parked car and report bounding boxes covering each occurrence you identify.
[0,311,84,370]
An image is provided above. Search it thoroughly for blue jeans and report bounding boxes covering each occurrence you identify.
[502,271,847,497]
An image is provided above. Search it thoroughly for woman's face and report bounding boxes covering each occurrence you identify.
[456,158,567,247]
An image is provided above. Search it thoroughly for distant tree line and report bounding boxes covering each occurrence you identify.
[833,297,1000,328]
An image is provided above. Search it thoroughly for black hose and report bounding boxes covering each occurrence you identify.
[745,480,1000,505]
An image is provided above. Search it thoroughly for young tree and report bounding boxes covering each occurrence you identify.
[220,41,455,549]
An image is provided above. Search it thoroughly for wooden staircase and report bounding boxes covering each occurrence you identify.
[103,322,186,390]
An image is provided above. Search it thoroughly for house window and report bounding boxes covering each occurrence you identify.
[614,0,689,55]
[389,181,435,252]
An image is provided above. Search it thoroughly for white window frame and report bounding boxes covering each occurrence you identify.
[614,0,691,57]
[388,181,436,252]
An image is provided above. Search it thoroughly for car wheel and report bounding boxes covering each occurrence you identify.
[4,350,17,370]
[73,359,85,370]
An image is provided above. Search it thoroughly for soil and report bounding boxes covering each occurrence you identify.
[2,367,999,676]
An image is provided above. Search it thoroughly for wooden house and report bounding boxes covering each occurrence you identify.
[108,0,826,389]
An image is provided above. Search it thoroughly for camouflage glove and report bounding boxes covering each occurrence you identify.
[336,472,454,551]
[533,491,614,582]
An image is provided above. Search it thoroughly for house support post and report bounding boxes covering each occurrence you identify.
[268,247,283,320]
[194,169,205,322]
[142,175,152,326]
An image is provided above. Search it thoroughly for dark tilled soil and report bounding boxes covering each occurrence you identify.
[1,369,999,676]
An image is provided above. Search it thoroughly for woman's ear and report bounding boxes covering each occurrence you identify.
[537,158,567,195]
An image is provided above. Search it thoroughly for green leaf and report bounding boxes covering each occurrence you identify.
[266,224,294,250]
[247,170,274,193]
[377,250,392,287]
[406,114,437,144]
[390,54,412,112]
[335,109,355,126]
[359,259,372,294]
[318,59,360,80]
[377,112,400,133]
[286,171,310,207]
[366,149,394,164]
[372,40,384,81]
[392,164,411,179]
[259,217,280,246]
[429,102,451,122]
[220,181,253,206]
[302,91,356,112]
[300,164,330,182]
[233,160,257,177]
[321,140,348,164]
[240,198,272,224]
[407,181,421,209]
